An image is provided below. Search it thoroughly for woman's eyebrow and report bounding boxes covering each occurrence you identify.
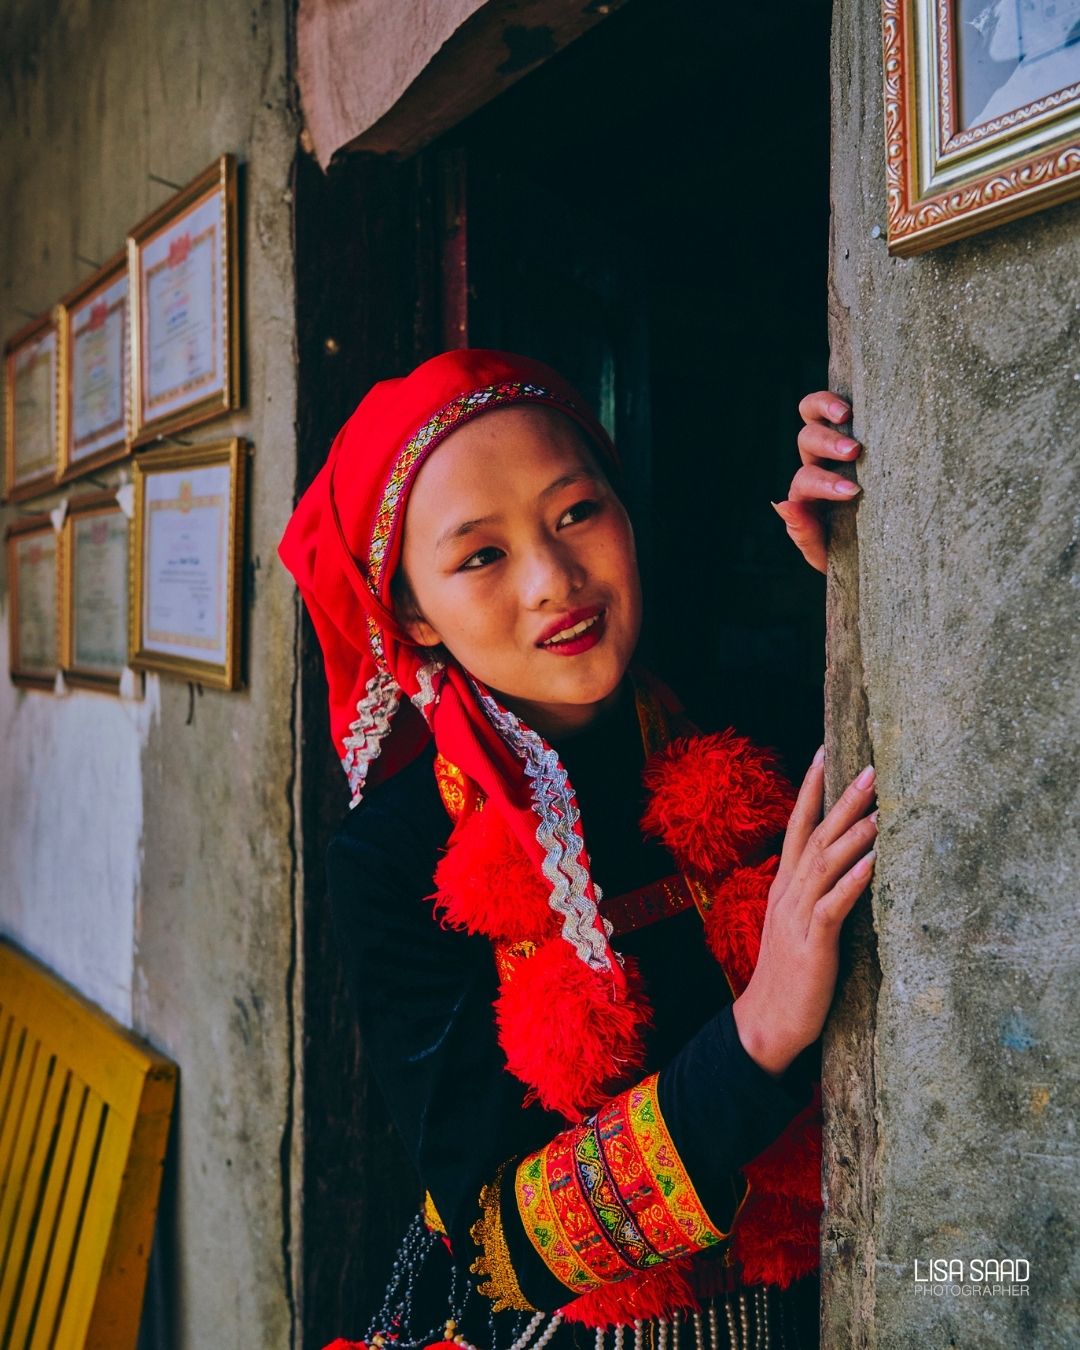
[540,468,601,498]
[434,469,602,552]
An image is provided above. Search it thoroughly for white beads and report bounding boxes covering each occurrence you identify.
[509,1311,546,1350]
[595,1328,605,1350]
[633,1317,645,1350]
[531,1311,563,1350]
[614,1324,626,1350]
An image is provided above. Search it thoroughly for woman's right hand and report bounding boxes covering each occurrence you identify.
[732,750,877,1077]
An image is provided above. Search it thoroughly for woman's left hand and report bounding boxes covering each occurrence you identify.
[772,391,863,573]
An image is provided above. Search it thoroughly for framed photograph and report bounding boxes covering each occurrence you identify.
[59,253,130,480]
[60,493,131,692]
[128,154,240,444]
[4,312,60,502]
[884,0,1080,255]
[130,439,246,689]
[6,514,60,689]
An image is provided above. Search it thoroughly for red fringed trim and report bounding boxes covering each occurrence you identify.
[640,732,794,877]
[495,941,651,1122]
[742,1089,822,1207]
[701,858,778,995]
[730,1192,821,1288]
[560,1260,699,1329]
[432,807,554,941]
[322,1341,367,1350]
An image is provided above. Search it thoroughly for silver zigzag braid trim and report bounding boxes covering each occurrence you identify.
[409,658,445,727]
[341,669,402,808]
[473,682,612,973]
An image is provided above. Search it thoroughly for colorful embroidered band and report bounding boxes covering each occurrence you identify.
[514,1074,729,1294]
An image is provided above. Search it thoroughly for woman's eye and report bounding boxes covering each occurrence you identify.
[559,499,601,527]
[459,546,504,571]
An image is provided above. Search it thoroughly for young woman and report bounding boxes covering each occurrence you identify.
[279,349,875,1350]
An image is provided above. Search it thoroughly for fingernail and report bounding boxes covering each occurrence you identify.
[856,764,876,789]
[853,850,876,877]
[834,480,861,496]
[830,402,849,421]
[771,500,788,515]
[870,809,879,824]
[840,439,861,455]
[813,744,825,765]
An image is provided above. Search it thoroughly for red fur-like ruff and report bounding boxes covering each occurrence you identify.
[742,1089,822,1206]
[730,1192,821,1288]
[640,732,794,876]
[561,1260,698,1328]
[495,940,651,1122]
[431,807,553,941]
[702,858,777,994]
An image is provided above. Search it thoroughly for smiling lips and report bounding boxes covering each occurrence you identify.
[536,605,607,655]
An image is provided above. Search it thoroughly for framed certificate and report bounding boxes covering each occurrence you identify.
[4,312,60,502]
[130,439,247,689]
[59,253,130,480]
[60,493,131,691]
[128,155,240,444]
[6,514,60,689]
[884,0,1080,255]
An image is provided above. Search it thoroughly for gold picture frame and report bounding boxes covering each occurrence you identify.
[130,438,247,689]
[884,0,1080,255]
[60,492,132,693]
[6,513,60,690]
[4,311,61,503]
[128,154,240,445]
[58,252,131,481]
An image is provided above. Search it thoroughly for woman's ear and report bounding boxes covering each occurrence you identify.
[402,613,443,647]
[391,566,442,648]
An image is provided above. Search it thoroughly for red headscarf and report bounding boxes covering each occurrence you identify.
[278,349,625,979]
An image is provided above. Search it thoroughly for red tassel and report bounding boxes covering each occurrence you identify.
[742,1088,822,1206]
[322,1341,367,1350]
[730,1191,821,1288]
[495,940,651,1121]
[640,732,794,876]
[561,1260,698,1328]
[701,858,778,994]
[432,807,554,941]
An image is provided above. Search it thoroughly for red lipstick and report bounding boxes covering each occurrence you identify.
[535,605,606,656]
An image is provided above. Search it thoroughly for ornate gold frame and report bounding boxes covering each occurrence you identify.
[60,491,131,694]
[6,512,60,690]
[129,438,247,690]
[884,0,1080,255]
[4,311,61,503]
[128,154,240,445]
[58,252,131,482]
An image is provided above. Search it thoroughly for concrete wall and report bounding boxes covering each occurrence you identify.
[0,1,301,1345]
[824,0,1080,1344]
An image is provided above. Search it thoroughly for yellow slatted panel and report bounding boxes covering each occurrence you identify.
[0,1014,18,1139]
[0,1046,54,1282]
[0,941,176,1350]
[0,1032,39,1221]
[0,1051,64,1334]
[23,1086,105,1350]
[3,1070,78,1350]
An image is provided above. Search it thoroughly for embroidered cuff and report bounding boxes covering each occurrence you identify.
[513,1072,734,1295]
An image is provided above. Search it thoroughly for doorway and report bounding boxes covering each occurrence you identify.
[294,1,832,1342]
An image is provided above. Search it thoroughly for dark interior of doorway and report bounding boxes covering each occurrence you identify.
[294,2,831,1345]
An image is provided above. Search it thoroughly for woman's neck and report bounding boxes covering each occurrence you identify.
[497,674,630,745]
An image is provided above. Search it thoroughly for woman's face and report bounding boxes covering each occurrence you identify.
[397,405,642,739]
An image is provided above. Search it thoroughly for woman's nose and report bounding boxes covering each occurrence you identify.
[518,538,586,608]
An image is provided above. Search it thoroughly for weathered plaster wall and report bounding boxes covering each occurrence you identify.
[825,0,1080,1345]
[0,1,300,1344]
